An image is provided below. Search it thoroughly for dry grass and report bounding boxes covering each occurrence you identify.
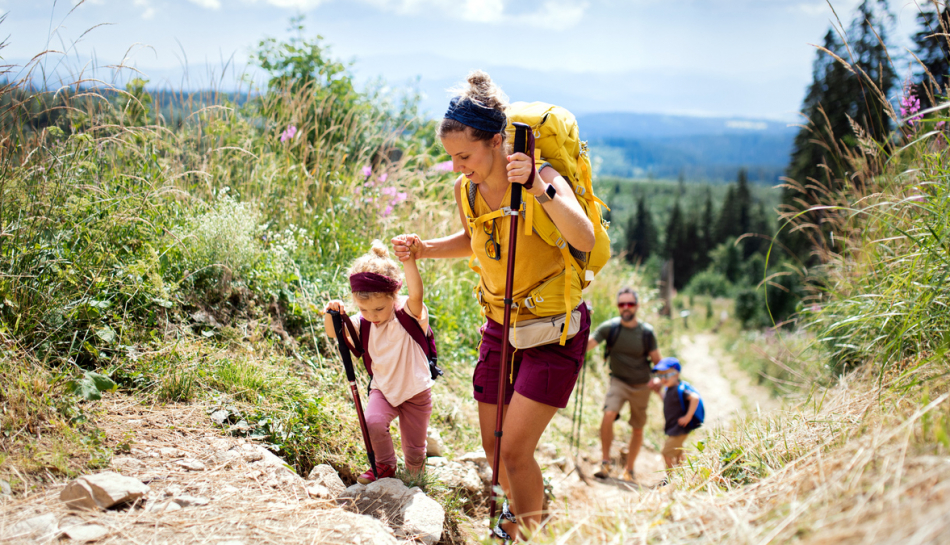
[529,363,950,544]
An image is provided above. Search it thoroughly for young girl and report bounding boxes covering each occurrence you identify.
[323,237,432,483]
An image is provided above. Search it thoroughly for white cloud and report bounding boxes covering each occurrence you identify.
[134,0,156,20]
[188,0,222,8]
[253,0,331,8]
[352,0,587,29]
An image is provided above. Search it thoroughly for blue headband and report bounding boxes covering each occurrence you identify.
[444,96,507,134]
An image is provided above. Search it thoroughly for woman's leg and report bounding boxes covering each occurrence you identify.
[477,401,514,534]
[396,389,433,476]
[499,392,559,538]
[365,389,399,468]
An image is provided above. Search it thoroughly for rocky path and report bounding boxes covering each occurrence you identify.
[552,332,780,520]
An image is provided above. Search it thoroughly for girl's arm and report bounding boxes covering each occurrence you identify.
[393,235,425,318]
[507,155,596,252]
[392,176,474,262]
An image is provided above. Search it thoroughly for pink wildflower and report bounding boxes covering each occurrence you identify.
[378,173,389,183]
[361,166,372,178]
[900,80,923,126]
[381,205,393,218]
[280,125,297,142]
[381,186,397,197]
[394,192,408,205]
[435,160,453,172]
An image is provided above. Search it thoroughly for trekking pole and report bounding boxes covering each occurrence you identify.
[488,122,535,527]
[329,310,378,480]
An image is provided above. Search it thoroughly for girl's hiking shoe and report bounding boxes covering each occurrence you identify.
[357,463,396,484]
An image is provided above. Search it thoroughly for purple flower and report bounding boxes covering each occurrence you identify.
[378,173,389,183]
[394,192,408,205]
[900,80,923,126]
[810,304,820,313]
[381,186,397,197]
[361,165,372,178]
[381,205,393,218]
[280,125,297,142]
[435,160,453,172]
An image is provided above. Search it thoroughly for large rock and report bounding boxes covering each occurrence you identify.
[307,464,346,498]
[426,457,484,497]
[338,478,444,545]
[60,471,149,510]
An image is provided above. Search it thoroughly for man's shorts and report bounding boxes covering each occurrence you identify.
[603,377,652,429]
[662,433,689,460]
[472,304,591,409]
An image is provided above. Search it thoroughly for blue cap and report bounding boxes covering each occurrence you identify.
[652,357,681,373]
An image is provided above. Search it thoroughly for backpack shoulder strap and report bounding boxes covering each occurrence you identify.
[604,318,622,359]
[359,317,373,377]
[394,307,433,359]
[677,382,688,412]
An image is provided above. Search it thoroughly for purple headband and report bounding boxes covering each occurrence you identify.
[350,272,402,294]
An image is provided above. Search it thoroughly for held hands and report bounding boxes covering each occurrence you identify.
[391,234,423,263]
[649,377,663,393]
[506,152,542,196]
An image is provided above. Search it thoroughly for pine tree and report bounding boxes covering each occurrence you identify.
[625,194,657,263]
[716,185,741,243]
[783,0,896,259]
[913,4,950,107]
[664,199,695,289]
[696,187,715,271]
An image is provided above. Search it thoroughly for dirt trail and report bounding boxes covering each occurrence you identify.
[555,332,780,511]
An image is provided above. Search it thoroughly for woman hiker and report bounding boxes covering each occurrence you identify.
[392,70,594,541]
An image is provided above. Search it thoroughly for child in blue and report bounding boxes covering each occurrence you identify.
[652,357,704,469]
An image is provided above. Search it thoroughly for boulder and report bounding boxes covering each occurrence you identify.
[338,478,444,545]
[61,472,149,510]
[8,513,58,539]
[305,483,331,499]
[458,450,492,485]
[306,464,346,498]
[426,458,484,497]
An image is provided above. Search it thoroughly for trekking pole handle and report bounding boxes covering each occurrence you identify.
[328,310,357,383]
[512,122,535,203]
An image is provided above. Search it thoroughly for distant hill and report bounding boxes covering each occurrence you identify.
[577,112,797,184]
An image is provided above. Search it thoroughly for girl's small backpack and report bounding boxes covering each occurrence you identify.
[339,309,442,381]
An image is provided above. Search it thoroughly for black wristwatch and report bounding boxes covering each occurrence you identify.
[536,182,557,204]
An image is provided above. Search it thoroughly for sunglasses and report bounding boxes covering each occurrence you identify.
[483,219,501,261]
[618,302,638,309]
[655,371,677,378]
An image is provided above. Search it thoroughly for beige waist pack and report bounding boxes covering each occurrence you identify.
[510,308,583,349]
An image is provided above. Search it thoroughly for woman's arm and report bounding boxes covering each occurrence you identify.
[507,155,595,252]
[393,176,474,262]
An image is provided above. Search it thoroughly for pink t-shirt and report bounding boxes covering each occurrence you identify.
[350,296,433,407]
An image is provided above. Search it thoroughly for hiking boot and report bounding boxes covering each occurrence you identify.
[621,469,635,482]
[593,461,611,479]
[357,463,396,484]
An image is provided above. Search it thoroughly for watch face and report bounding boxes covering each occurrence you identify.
[545,183,557,198]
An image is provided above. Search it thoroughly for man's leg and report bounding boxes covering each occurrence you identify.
[624,427,644,474]
[597,410,618,477]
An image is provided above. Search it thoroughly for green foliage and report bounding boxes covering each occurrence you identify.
[685,269,733,298]
[68,371,118,401]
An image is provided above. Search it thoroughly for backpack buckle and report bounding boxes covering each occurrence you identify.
[523,297,536,309]
[575,186,586,196]
[501,206,521,217]
[554,237,567,249]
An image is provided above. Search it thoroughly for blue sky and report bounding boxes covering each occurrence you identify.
[1,0,926,120]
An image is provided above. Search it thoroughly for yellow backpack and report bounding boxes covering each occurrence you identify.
[460,101,611,345]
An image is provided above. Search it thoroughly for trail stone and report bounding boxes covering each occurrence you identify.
[427,460,483,497]
[173,494,209,507]
[63,522,109,541]
[210,410,229,425]
[537,443,557,458]
[61,471,149,510]
[9,513,58,539]
[306,483,331,499]
[425,427,443,457]
[338,478,443,545]
[164,484,183,497]
[306,464,345,498]
[159,447,184,458]
[176,458,206,471]
[458,450,492,485]
[147,500,182,513]
[252,446,290,469]
[0,478,11,496]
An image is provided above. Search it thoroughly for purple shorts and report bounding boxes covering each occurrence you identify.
[473,304,591,409]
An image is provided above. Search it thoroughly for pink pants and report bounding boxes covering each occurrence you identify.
[366,388,432,470]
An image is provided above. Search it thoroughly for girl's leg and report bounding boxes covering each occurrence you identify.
[396,389,433,475]
[365,389,399,468]
[498,392,559,538]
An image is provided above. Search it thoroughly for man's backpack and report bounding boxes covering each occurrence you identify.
[460,102,611,345]
[604,319,655,360]
[340,309,443,382]
[677,381,705,431]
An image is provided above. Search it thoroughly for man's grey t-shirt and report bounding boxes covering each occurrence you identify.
[593,317,657,385]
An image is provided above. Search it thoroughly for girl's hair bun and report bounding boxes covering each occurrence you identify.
[370,240,390,259]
